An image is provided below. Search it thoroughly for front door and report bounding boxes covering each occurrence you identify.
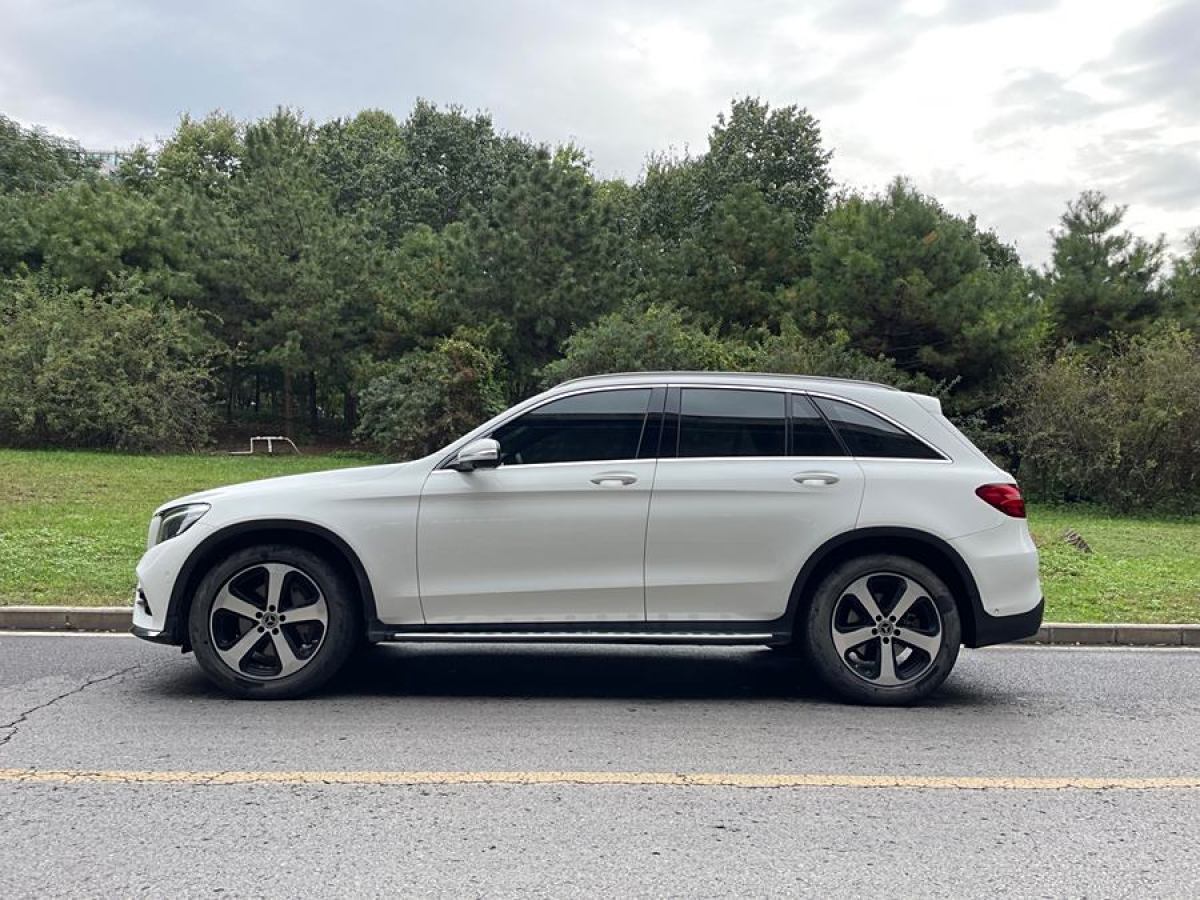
[417,387,659,624]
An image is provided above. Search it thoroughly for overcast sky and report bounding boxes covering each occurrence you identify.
[2,0,1197,264]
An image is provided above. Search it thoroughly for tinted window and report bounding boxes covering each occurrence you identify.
[790,394,846,457]
[491,389,651,465]
[813,397,943,460]
[678,389,786,457]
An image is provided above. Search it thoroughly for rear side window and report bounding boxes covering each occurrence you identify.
[813,397,943,460]
[790,394,846,457]
[678,388,786,457]
[491,388,651,465]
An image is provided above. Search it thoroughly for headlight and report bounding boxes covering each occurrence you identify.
[151,503,210,547]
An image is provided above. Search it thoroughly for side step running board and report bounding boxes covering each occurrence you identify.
[374,630,781,646]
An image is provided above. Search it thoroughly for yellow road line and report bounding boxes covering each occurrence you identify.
[2,769,1198,790]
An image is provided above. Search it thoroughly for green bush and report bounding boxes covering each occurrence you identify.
[540,303,739,386]
[1011,327,1200,511]
[0,276,215,450]
[542,303,930,394]
[742,319,938,392]
[355,337,506,458]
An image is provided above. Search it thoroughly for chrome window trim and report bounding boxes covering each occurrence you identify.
[656,456,840,463]
[430,457,651,474]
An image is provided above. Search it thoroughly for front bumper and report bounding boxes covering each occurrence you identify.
[130,623,176,645]
[132,521,213,644]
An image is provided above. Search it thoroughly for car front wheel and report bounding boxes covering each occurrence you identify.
[187,543,359,699]
[802,554,961,705]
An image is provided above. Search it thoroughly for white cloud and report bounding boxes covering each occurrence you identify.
[0,0,1194,264]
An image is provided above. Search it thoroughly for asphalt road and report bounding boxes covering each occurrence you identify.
[1,633,1198,898]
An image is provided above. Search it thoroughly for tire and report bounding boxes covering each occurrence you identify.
[187,543,360,699]
[801,554,961,706]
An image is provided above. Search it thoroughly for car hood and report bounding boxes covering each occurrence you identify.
[154,461,416,515]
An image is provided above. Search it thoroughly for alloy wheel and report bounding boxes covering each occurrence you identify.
[209,562,329,681]
[830,571,944,687]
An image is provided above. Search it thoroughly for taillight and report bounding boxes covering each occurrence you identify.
[976,483,1026,518]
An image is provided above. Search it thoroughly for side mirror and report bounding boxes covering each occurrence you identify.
[448,437,501,472]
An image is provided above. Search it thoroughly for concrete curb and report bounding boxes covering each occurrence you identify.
[0,606,1198,646]
[1019,622,1200,648]
[0,606,132,632]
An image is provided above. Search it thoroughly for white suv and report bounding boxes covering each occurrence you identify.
[133,372,1042,705]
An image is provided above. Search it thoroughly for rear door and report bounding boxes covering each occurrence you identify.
[644,388,864,622]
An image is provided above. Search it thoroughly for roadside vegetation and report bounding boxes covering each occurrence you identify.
[1,450,1196,622]
[1,102,1196,621]
[1028,506,1200,623]
[2,105,1198,512]
[0,450,375,606]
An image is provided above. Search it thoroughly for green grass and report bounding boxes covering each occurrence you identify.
[1,449,1196,622]
[1027,505,1200,623]
[0,449,379,606]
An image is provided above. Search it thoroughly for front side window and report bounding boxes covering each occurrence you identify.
[813,397,943,460]
[491,389,652,465]
[677,388,786,458]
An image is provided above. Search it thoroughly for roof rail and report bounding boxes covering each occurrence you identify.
[554,371,901,391]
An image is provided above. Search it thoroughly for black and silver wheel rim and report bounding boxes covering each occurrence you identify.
[830,572,943,688]
[209,563,329,681]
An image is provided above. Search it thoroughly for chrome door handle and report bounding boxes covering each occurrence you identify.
[793,472,840,486]
[591,472,638,486]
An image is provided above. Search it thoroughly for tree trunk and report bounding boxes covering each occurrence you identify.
[308,370,319,434]
[344,390,357,433]
[225,354,236,424]
[283,370,294,436]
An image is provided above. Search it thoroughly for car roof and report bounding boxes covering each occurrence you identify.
[551,371,902,394]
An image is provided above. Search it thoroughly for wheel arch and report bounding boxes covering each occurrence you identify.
[163,520,378,647]
[786,527,983,647]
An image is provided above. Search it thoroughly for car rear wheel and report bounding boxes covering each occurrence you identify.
[802,554,961,705]
[188,543,358,699]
